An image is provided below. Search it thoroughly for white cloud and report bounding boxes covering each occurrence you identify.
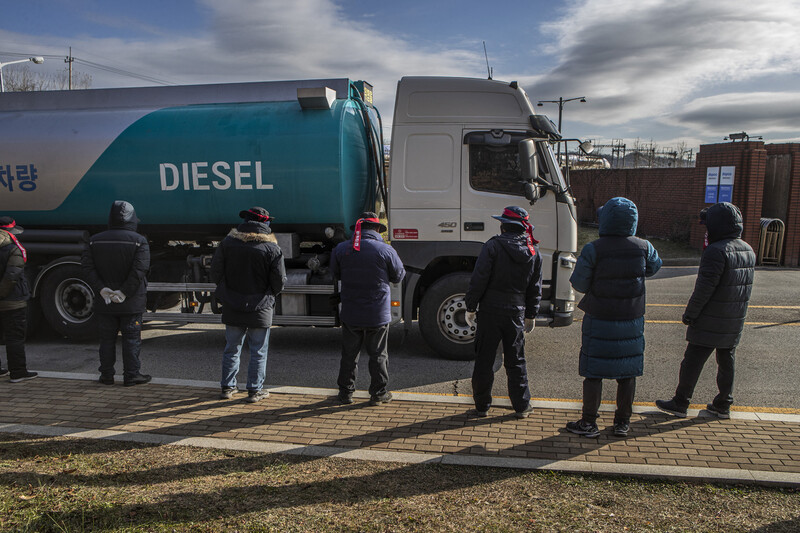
[668,92,800,137]
[526,0,800,129]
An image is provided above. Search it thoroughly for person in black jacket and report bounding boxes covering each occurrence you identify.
[465,206,543,419]
[0,216,37,382]
[656,202,756,419]
[330,211,405,406]
[211,207,286,403]
[82,201,151,386]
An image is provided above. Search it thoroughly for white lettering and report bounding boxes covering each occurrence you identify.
[212,161,231,190]
[159,163,179,191]
[235,161,252,190]
[159,161,269,192]
[255,161,273,190]
[192,162,210,190]
[181,163,190,191]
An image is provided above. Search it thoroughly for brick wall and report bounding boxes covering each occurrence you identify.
[569,167,702,241]
[570,141,798,266]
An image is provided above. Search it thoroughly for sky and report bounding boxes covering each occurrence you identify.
[3,0,800,154]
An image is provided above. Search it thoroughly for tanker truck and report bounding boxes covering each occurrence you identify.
[0,76,578,360]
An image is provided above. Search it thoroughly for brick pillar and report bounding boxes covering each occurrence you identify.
[692,141,767,252]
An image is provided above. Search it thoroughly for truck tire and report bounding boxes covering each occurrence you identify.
[39,264,99,341]
[419,272,476,361]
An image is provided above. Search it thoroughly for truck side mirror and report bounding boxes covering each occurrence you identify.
[519,139,538,181]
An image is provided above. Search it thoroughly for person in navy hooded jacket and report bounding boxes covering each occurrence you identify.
[331,212,405,406]
[566,197,661,438]
[465,206,543,419]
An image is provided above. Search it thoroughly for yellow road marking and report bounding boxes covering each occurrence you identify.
[576,319,800,326]
[648,303,800,310]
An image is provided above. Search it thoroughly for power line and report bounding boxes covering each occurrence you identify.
[0,51,175,86]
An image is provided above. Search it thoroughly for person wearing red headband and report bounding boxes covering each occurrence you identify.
[211,206,286,403]
[465,206,543,419]
[330,211,405,406]
[0,216,36,382]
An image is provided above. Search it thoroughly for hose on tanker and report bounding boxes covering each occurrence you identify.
[350,82,389,214]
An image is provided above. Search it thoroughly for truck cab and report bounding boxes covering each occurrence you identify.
[388,77,577,359]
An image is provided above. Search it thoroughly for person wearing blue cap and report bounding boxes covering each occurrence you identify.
[465,206,543,419]
[566,197,662,438]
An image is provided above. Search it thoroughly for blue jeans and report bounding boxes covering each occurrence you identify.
[220,326,270,392]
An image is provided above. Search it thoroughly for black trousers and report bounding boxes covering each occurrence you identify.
[581,377,636,425]
[97,313,143,380]
[337,322,389,397]
[0,307,28,378]
[673,342,735,409]
[472,311,530,412]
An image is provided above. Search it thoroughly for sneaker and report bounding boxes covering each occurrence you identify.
[98,375,115,385]
[123,374,152,387]
[337,391,354,405]
[472,408,489,417]
[613,422,630,437]
[9,371,38,383]
[0,368,8,377]
[245,390,269,403]
[655,399,688,418]
[514,404,534,419]
[565,419,600,438]
[705,403,731,419]
[220,388,238,400]
[369,391,393,406]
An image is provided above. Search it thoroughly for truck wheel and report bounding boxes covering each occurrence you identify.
[40,264,99,341]
[419,272,476,361]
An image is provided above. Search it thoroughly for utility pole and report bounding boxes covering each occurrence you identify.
[65,47,74,90]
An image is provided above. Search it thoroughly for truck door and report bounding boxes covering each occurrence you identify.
[460,130,556,289]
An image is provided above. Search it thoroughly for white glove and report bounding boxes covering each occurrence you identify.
[524,318,535,333]
[110,290,126,304]
[99,287,114,305]
[465,311,477,327]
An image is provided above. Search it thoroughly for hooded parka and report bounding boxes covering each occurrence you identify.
[570,197,662,379]
[684,202,755,348]
[210,220,287,328]
[0,230,30,311]
[82,201,150,315]
[465,232,543,317]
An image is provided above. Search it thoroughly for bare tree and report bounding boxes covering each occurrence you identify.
[3,65,92,91]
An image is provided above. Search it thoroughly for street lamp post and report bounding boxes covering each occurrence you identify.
[0,57,45,93]
[537,96,586,163]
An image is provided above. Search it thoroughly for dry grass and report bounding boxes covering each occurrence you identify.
[1,433,798,532]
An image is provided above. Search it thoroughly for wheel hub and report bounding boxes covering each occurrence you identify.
[436,294,475,343]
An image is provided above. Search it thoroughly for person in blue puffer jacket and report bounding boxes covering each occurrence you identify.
[331,211,405,406]
[566,197,662,438]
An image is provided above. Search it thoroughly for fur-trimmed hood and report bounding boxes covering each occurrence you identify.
[227,228,278,243]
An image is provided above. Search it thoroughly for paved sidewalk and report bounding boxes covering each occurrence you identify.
[1,374,799,487]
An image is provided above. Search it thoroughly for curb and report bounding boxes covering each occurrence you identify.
[2,422,798,488]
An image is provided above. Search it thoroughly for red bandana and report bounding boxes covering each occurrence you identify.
[247,209,270,222]
[0,221,26,263]
[353,217,380,251]
[502,208,538,256]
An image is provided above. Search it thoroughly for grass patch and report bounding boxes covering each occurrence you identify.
[1,434,798,532]
[578,224,701,261]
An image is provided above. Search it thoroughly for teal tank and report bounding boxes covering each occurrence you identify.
[0,79,377,239]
